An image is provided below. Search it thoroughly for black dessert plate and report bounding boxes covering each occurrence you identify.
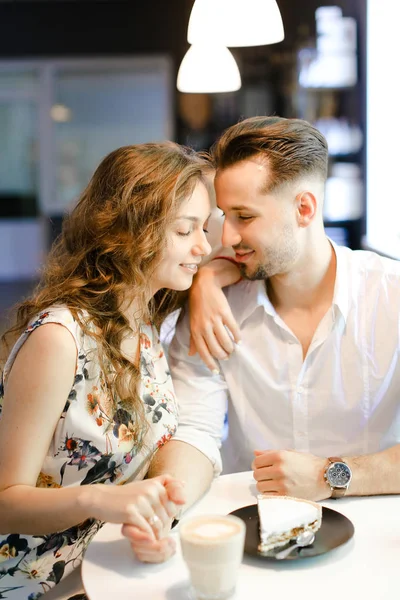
[229,503,354,560]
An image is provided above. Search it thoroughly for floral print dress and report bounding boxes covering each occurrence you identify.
[0,306,179,599]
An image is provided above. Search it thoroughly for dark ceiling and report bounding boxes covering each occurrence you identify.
[0,0,366,61]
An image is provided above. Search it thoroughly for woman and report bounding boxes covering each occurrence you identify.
[0,142,212,599]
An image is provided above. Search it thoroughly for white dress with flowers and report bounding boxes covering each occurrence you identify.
[0,306,179,599]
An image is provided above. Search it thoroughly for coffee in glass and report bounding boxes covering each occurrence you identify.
[179,514,246,600]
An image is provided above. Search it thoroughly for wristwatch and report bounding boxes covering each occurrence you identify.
[324,456,352,498]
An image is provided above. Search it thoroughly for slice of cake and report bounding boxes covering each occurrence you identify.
[257,494,322,554]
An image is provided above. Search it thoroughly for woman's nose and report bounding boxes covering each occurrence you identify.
[193,231,212,256]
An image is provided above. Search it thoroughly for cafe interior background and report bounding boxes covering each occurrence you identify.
[0,0,394,335]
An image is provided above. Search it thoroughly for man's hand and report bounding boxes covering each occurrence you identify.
[188,259,241,373]
[252,449,330,501]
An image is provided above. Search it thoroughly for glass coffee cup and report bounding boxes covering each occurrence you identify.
[179,514,246,600]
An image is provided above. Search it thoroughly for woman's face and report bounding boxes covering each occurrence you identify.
[152,181,212,293]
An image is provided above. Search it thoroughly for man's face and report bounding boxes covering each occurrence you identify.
[215,159,300,280]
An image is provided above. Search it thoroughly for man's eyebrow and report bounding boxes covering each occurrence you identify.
[216,205,257,212]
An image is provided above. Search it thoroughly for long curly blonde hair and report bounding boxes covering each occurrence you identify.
[1,142,212,443]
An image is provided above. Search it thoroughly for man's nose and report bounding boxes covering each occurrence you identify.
[222,220,241,248]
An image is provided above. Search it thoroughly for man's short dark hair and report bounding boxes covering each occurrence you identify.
[211,116,329,192]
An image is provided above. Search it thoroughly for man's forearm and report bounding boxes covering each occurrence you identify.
[147,440,215,513]
[344,444,400,496]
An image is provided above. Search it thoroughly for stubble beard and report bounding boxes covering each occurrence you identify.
[239,226,299,281]
[239,259,283,281]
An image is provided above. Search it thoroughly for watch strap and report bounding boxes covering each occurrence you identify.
[331,486,347,499]
[327,456,344,464]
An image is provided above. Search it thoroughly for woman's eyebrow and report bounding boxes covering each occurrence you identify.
[177,214,211,222]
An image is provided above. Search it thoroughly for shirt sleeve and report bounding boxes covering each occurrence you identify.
[168,308,228,477]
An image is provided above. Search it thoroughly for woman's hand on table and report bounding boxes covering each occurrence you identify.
[82,474,185,543]
[122,521,177,563]
[121,477,186,563]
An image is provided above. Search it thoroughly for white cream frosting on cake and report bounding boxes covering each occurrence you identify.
[257,495,322,553]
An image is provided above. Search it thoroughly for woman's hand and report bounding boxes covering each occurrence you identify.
[122,519,177,563]
[121,478,186,563]
[82,474,186,542]
[188,258,241,373]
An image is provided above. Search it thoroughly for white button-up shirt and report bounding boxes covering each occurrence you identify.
[169,245,400,475]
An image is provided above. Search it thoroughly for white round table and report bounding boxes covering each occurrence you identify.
[82,471,399,600]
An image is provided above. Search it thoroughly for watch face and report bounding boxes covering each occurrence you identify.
[327,462,352,488]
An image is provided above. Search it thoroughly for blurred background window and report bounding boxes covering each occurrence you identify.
[51,60,173,214]
[0,57,173,284]
[0,70,40,219]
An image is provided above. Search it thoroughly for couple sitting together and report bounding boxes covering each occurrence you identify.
[1,115,400,599]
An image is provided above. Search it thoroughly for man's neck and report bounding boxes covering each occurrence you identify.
[267,236,336,312]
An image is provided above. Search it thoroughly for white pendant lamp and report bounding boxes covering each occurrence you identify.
[187,0,284,47]
[177,44,242,93]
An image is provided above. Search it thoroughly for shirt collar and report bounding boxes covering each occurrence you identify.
[330,240,349,323]
[228,280,276,327]
[228,238,350,326]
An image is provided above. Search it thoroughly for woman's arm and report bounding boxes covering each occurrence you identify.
[188,258,242,373]
[0,324,184,536]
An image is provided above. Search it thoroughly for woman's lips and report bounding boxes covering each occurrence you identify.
[234,251,254,263]
[180,263,199,273]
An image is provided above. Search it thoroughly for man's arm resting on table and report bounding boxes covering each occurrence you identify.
[345,444,400,496]
[147,439,215,512]
[252,444,400,500]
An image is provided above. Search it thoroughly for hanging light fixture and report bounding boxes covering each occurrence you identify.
[177,44,241,94]
[187,0,284,47]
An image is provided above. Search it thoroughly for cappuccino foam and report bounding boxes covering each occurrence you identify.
[184,519,240,542]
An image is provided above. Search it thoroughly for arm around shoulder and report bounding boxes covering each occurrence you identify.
[188,258,242,371]
[197,256,241,289]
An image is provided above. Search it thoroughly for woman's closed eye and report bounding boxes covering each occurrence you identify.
[177,227,209,237]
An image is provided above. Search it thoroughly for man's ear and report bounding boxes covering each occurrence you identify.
[295,191,317,227]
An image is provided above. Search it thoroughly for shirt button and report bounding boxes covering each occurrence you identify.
[297,386,304,394]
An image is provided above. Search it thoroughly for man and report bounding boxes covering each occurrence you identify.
[128,115,400,561]
[170,114,400,495]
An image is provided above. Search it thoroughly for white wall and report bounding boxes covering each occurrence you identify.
[366,0,400,258]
